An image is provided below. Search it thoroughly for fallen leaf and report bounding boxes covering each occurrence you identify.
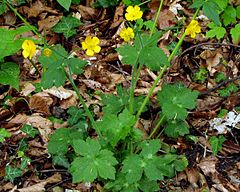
[44,86,75,100]
[27,0,58,18]
[29,92,53,115]
[38,16,61,31]
[77,5,99,20]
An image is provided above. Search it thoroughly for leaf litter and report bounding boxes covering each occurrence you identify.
[0,0,240,191]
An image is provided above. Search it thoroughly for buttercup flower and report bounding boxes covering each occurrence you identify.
[125,5,143,21]
[120,27,135,42]
[185,20,201,38]
[22,40,36,59]
[81,36,101,56]
[43,48,52,57]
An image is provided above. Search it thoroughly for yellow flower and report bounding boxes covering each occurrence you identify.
[81,36,101,56]
[125,5,143,21]
[22,40,36,59]
[185,20,201,38]
[43,48,52,57]
[120,27,135,42]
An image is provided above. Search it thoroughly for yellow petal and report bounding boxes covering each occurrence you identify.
[82,42,87,50]
[85,36,92,44]
[126,6,134,13]
[92,37,100,45]
[86,49,94,56]
[94,45,101,53]
[22,50,29,58]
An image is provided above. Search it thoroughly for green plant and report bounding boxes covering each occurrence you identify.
[209,135,226,156]
[4,124,36,182]
[1,0,216,189]
[52,15,82,39]
[0,128,11,143]
[193,67,208,83]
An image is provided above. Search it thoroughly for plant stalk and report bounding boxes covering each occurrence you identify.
[150,0,164,37]
[65,67,102,137]
[6,1,42,40]
[135,8,200,123]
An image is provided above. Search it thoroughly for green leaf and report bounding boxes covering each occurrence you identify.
[20,157,31,170]
[236,5,240,19]
[0,26,30,60]
[165,120,189,138]
[0,128,11,143]
[206,22,226,40]
[139,139,161,158]
[212,0,228,12]
[52,15,81,38]
[0,62,20,90]
[39,45,68,88]
[221,6,236,26]
[4,165,22,182]
[48,128,71,155]
[21,124,38,138]
[230,24,240,44]
[94,0,120,8]
[56,0,72,11]
[190,0,205,9]
[101,86,147,115]
[139,178,159,192]
[139,46,169,71]
[174,156,188,171]
[0,1,7,15]
[41,65,66,88]
[203,1,221,26]
[117,45,139,66]
[122,154,143,184]
[209,135,226,156]
[157,84,199,120]
[70,138,117,182]
[67,106,85,126]
[96,108,135,147]
[68,58,87,75]
[52,154,70,168]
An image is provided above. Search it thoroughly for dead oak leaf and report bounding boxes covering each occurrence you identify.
[27,0,58,18]
[29,92,53,115]
[17,173,61,192]
[38,16,61,31]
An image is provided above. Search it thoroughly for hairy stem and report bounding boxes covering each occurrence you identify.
[150,0,164,37]
[135,8,200,123]
[6,1,42,40]
[65,67,102,137]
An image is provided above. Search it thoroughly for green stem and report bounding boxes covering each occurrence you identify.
[28,59,41,76]
[65,67,102,137]
[138,0,151,6]
[150,0,164,37]
[129,33,143,114]
[148,114,165,139]
[129,64,138,114]
[135,8,200,123]
[6,2,42,40]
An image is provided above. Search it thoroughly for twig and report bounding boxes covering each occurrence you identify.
[199,75,240,96]
[180,42,240,57]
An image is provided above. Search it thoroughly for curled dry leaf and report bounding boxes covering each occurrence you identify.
[27,0,58,18]
[77,5,100,21]
[29,92,53,115]
[44,86,75,100]
[38,16,61,31]
[17,173,62,192]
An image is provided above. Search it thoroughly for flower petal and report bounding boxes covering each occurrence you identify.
[22,50,29,58]
[82,42,87,50]
[86,49,94,56]
[94,45,101,53]
[92,37,100,45]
